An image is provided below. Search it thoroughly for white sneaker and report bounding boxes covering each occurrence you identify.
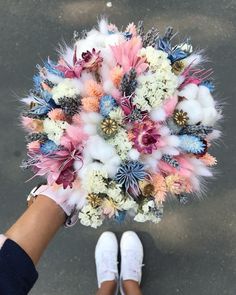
[120,231,144,294]
[95,231,119,291]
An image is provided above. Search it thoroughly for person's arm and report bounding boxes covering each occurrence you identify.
[0,194,66,295]
[5,195,66,265]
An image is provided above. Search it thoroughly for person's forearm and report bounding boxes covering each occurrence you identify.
[5,195,66,265]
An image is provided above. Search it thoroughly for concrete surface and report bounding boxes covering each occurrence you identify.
[0,0,236,294]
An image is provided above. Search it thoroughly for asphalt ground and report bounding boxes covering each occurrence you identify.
[0,1,235,294]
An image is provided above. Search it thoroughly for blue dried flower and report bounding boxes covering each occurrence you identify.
[99,95,117,117]
[115,161,148,196]
[200,80,215,93]
[40,140,58,155]
[33,75,42,92]
[43,59,65,77]
[114,210,126,223]
[123,31,133,40]
[179,135,206,154]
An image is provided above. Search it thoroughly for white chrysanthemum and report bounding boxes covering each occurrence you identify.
[83,169,108,194]
[107,129,132,160]
[134,200,162,223]
[43,118,68,144]
[51,78,81,104]
[134,60,178,112]
[140,47,171,71]
[109,107,124,124]
[79,204,103,228]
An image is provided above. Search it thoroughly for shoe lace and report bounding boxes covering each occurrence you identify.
[100,251,118,275]
[122,250,144,276]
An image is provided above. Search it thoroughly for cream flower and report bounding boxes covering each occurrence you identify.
[51,78,80,104]
[79,204,103,228]
[107,129,132,160]
[43,118,68,144]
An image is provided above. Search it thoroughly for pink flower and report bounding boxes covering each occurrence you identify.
[131,120,161,154]
[32,124,87,189]
[110,37,148,75]
[56,47,103,78]
[80,48,103,71]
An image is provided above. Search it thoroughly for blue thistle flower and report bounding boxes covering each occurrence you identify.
[200,80,215,93]
[115,161,148,196]
[40,140,58,155]
[179,135,206,154]
[99,95,117,117]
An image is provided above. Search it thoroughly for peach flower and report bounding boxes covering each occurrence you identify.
[81,96,100,112]
[85,80,104,98]
[48,109,66,121]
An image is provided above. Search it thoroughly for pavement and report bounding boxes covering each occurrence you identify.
[0,0,236,294]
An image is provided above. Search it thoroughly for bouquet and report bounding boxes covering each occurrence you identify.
[20,19,222,228]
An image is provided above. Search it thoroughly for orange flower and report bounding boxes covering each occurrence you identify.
[152,173,167,203]
[21,116,44,132]
[81,96,100,112]
[85,80,104,98]
[27,140,40,152]
[201,153,217,166]
[165,174,192,195]
[111,66,123,87]
[48,109,66,121]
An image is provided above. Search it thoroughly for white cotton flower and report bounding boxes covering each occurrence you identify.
[43,118,68,144]
[51,78,81,104]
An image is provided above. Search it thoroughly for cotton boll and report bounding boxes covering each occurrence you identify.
[83,123,98,135]
[142,155,158,172]
[151,150,162,160]
[165,135,180,147]
[100,47,116,68]
[159,126,170,136]
[197,85,215,107]
[150,107,166,121]
[178,83,199,100]
[103,80,116,95]
[160,146,180,156]
[177,100,203,124]
[105,156,121,177]
[87,135,117,162]
[81,112,102,125]
[128,149,140,161]
[201,107,218,126]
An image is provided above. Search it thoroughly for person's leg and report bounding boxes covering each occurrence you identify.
[96,281,117,295]
[95,232,119,295]
[120,231,144,295]
[122,280,143,295]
